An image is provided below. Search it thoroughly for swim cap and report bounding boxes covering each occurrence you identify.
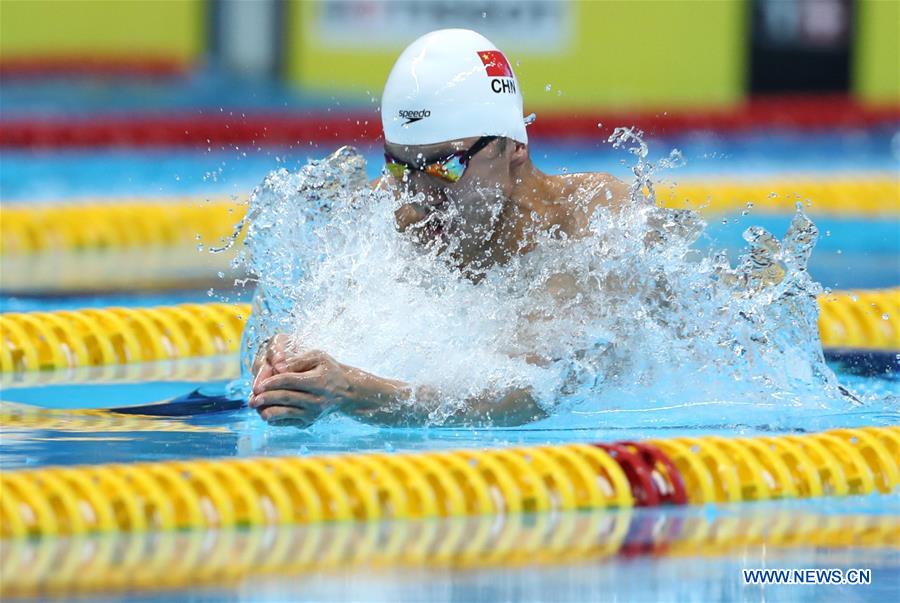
[381,29,528,146]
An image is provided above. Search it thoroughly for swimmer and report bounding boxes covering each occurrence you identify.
[250,29,634,428]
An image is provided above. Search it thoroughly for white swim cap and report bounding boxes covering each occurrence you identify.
[381,29,528,146]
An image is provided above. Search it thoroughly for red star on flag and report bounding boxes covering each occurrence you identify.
[477,50,513,77]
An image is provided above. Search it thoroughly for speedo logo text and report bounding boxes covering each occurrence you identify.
[399,109,431,125]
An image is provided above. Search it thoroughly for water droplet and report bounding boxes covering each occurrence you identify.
[217,271,225,279]
[545,84,552,91]
[882,313,890,320]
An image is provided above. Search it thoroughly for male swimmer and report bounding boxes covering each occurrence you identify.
[249,29,633,427]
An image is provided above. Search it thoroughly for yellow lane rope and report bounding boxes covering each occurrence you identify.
[819,288,900,350]
[0,303,250,372]
[2,176,896,255]
[658,174,900,216]
[1,288,896,373]
[0,427,897,539]
[0,247,237,294]
[0,197,244,255]
[1,508,895,598]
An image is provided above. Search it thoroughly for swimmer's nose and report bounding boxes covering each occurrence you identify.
[395,203,427,232]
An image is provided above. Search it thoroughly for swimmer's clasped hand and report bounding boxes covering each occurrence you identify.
[249,336,406,427]
[250,347,348,426]
[250,335,547,428]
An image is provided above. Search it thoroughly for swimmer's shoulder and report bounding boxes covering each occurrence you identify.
[549,172,630,235]
[549,172,629,205]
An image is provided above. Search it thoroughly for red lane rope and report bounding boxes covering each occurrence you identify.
[1,95,897,148]
[618,441,688,505]
[0,113,382,148]
[595,443,661,507]
[0,57,190,79]
[593,441,688,508]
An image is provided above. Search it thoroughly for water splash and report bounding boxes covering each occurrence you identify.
[232,137,862,428]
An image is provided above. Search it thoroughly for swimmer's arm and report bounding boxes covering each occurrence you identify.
[584,173,631,210]
[340,369,547,427]
[562,173,632,237]
[251,341,546,427]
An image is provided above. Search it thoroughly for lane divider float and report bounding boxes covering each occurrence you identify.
[0,198,244,255]
[819,288,900,350]
[2,177,897,255]
[0,303,250,372]
[0,427,896,539]
[1,289,896,373]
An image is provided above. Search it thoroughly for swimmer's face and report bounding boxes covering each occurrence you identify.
[385,136,515,263]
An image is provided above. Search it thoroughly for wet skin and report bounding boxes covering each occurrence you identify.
[250,138,632,428]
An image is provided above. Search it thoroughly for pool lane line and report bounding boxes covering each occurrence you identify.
[2,176,897,255]
[0,427,897,539]
[1,197,245,255]
[0,302,250,372]
[1,288,896,373]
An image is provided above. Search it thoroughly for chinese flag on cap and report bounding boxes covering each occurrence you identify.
[477,50,513,77]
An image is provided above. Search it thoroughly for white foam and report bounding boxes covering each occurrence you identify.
[233,136,851,426]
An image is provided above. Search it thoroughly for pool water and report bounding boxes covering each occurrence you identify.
[1,360,897,470]
[4,129,899,202]
[2,128,898,602]
[3,499,898,602]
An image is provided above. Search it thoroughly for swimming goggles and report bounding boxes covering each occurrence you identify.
[383,136,498,184]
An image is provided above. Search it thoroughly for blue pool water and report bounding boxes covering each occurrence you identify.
[1,498,896,602]
[3,129,899,464]
[2,127,898,602]
[4,129,899,201]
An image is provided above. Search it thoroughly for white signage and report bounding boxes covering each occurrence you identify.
[313,0,572,53]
